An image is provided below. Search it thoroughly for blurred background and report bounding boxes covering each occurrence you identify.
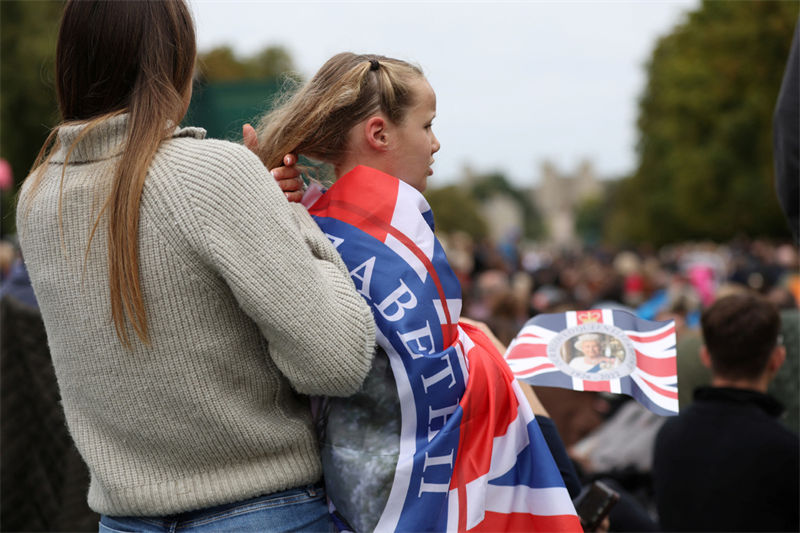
[1,2,798,530]
[2,1,798,246]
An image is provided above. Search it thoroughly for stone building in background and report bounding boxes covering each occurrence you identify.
[470,159,603,247]
[531,159,602,247]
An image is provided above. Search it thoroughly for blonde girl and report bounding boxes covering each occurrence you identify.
[253,53,581,533]
[256,53,439,193]
[16,2,375,531]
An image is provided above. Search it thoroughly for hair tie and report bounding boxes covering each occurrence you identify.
[369,59,380,71]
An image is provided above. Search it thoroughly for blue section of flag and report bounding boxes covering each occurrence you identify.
[489,420,567,489]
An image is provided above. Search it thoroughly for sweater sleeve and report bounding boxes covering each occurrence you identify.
[166,140,375,396]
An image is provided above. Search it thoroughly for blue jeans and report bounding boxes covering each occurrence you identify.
[98,484,334,532]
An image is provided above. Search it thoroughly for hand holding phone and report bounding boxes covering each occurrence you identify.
[573,480,620,532]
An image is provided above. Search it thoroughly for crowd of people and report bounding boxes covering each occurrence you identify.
[440,234,800,529]
[5,222,799,531]
[1,0,798,531]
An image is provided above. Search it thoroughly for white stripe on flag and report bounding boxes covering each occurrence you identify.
[385,233,428,282]
[507,355,551,366]
[459,401,532,529]
[507,357,553,375]
[373,329,419,533]
[632,369,679,388]
[622,321,675,339]
[457,327,474,377]
[509,337,549,347]
[391,182,436,259]
[566,311,578,328]
[454,338,470,385]
[631,372,679,412]
[514,324,559,342]
[459,481,579,529]
[447,488,459,532]
[610,379,622,394]
[572,377,584,391]
[485,485,577,517]
[488,405,530,476]
[433,298,463,326]
[602,308,614,324]
[632,337,677,358]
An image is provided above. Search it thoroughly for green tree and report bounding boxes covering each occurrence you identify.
[470,172,544,240]
[610,0,798,245]
[575,194,606,245]
[0,0,63,237]
[196,46,247,81]
[247,47,296,80]
[198,45,298,82]
[425,185,488,239]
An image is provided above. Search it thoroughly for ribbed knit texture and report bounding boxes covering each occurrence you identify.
[16,114,376,516]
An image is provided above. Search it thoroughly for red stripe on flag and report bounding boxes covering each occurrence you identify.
[441,324,459,344]
[506,344,547,360]
[308,166,398,243]
[582,380,612,392]
[514,362,557,377]
[518,332,545,341]
[450,324,519,530]
[639,375,678,399]
[635,350,677,377]
[628,327,675,343]
[472,511,582,532]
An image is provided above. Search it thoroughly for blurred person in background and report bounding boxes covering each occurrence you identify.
[652,293,798,532]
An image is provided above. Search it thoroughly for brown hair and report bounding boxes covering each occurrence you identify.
[255,52,424,170]
[21,0,196,347]
[701,293,781,379]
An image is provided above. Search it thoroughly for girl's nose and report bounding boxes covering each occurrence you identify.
[432,134,441,154]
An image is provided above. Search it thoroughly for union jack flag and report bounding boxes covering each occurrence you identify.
[505,309,678,416]
[308,165,581,532]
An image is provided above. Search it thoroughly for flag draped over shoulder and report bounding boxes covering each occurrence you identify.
[505,309,679,416]
[307,165,581,532]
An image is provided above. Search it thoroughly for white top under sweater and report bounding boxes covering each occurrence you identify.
[16,114,376,516]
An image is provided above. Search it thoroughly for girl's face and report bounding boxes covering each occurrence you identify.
[388,77,440,192]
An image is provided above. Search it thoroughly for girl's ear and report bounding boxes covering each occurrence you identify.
[365,116,389,151]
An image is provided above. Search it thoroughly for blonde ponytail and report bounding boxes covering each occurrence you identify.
[256,53,423,171]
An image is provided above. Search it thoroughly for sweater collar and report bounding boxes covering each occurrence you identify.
[693,386,785,418]
[50,113,206,164]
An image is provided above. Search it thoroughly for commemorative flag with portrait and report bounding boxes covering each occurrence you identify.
[306,165,581,532]
[505,309,679,416]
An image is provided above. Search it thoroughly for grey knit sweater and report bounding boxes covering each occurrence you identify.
[16,115,375,517]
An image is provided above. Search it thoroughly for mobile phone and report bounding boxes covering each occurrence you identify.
[573,480,620,532]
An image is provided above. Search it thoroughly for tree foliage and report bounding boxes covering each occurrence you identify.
[0,0,63,237]
[575,194,607,246]
[425,185,488,240]
[608,0,798,245]
[470,172,544,239]
[197,45,298,82]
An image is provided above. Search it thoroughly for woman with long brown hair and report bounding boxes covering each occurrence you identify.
[16,2,374,531]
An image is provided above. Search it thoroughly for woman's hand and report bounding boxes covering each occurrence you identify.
[243,123,304,203]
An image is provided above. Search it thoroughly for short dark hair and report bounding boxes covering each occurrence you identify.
[701,293,781,379]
